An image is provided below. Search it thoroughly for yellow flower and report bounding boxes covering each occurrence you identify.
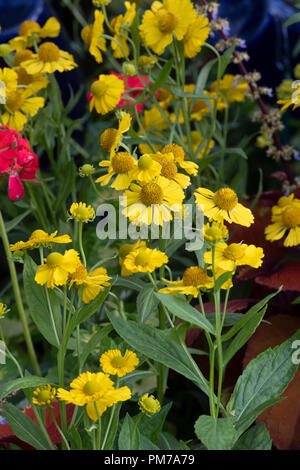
[0,67,18,94]
[97,151,137,190]
[89,74,124,114]
[81,10,106,63]
[139,0,196,55]
[129,154,162,183]
[34,249,81,289]
[100,112,132,157]
[0,302,9,319]
[159,266,214,298]
[139,394,161,414]
[121,176,184,226]
[123,246,168,274]
[79,163,95,177]
[204,242,264,271]
[265,195,300,247]
[203,221,228,243]
[32,385,56,406]
[69,263,111,303]
[10,229,72,252]
[277,82,300,112]
[138,55,157,70]
[210,74,248,103]
[110,1,136,58]
[9,17,61,51]
[69,202,95,223]
[57,371,131,421]
[184,131,215,159]
[143,105,169,131]
[151,152,191,189]
[194,187,254,227]
[1,88,45,131]
[21,42,77,74]
[162,143,199,176]
[183,14,210,58]
[14,65,49,93]
[100,349,139,377]
[119,240,147,276]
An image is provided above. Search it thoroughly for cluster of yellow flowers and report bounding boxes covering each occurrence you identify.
[32,348,160,419]
[0,17,77,131]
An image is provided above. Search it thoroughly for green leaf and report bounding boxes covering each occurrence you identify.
[108,314,210,396]
[5,209,32,233]
[214,271,234,293]
[284,12,300,28]
[101,402,122,450]
[233,423,272,450]
[219,45,236,77]
[68,287,110,332]
[155,293,215,334]
[138,402,172,444]
[194,58,217,94]
[23,255,62,347]
[150,58,173,96]
[0,376,56,401]
[79,324,113,369]
[139,434,159,450]
[54,161,75,211]
[118,413,140,450]
[157,432,180,450]
[223,305,268,366]
[2,403,53,450]
[194,415,237,450]
[231,328,300,436]
[137,286,159,323]
[112,275,147,291]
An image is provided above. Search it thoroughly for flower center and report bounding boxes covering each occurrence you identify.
[138,154,154,170]
[100,128,118,152]
[224,243,245,261]
[90,79,108,98]
[6,91,24,112]
[46,252,64,267]
[182,266,209,286]
[205,226,223,240]
[38,42,60,62]
[112,152,135,173]
[110,356,126,368]
[83,380,101,396]
[157,8,178,34]
[15,67,33,86]
[140,182,163,206]
[162,144,184,162]
[213,188,238,211]
[19,20,41,37]
[70,264,88,281]
[30,229,47,240]
[282,205,300,228]
[14,49,33,66]
[74,205,93,221]
[38,390,51,403]
[135,251,149,266]
[159,158,178,179]
[142,396,158,413]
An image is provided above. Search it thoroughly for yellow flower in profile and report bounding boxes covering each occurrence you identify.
[204,242,264,271]
[210,74,248,103]
[121,176,184,226]
[21,42,77,74]
[69,202,95,223]
[129,154,162,183]
[96,151,136,190]
[151,152,191,189]
[9,17,60,51]
[203,221,228,243]
[34,249,81,289]
[123,246,168,274]
[265,195,300,247]
[138,55,157,70]
[0,67,18,94]
[10,229,72,252]
[89,74,124,114]
[139,0,196,55]
[1,88,45,131]
[32,385,56,406]
[162,143,199,176]
[57,371,131,421]
[194,187,254,227]
[159,266,214,298]
[0,302,9,319]
[81,10,106,63]
[69,263,111,303]
[100,112,131,157]
[139,394,160,415]
[110,1,136,58]
[119,240,147,276]
[100,349,139,377]
[183,14,210,58]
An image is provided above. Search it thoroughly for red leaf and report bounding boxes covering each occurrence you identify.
[256,260,300,292]
[243,314,300,449]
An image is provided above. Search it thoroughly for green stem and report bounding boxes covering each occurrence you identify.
[47,405,70,450]
[25,183,48,231]
[0,211,40,376]
[94,402,102,450]
[78,221,87,266]
[0,324,23,378]
[32,405,57,450]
